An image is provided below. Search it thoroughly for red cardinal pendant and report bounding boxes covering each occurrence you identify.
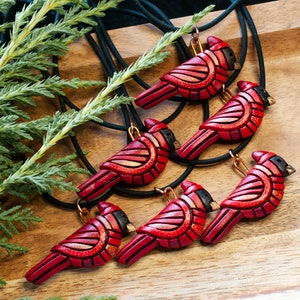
[116,180,219,265]
[201,151,295,244]
[25,202,131,284]
[177,81,275,160]
[134,36,240,109]
[77,118,180,201]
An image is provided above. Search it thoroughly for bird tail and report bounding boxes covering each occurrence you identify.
[201,208,243,244]
[177,128,219,160]
[25,252,70,284]
[116,234,158,265]
[77,169,121,201]
[134,81,178,109]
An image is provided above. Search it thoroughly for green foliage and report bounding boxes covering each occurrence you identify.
[0,0,119,121]
[4,153,91,199]
[0,1,15,13]
[0,0,125,199]
[0,276,6,287]
[0,204,42,287]
[0,205,43,238]
[0,237,28,256]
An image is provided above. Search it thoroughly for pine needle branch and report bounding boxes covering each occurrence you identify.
[0,0,121,202]
[0,237,29,257]
[0,205,43,237]
[0,0,119,122]
[0,116,49,143]
[0,116,50,179]
[0,0,125,66]
[2,153,90,200]
[0,204,41,286]
[0,1,15,13]
[0,4,214,198]
[0,276,6,287]
[0,76,105,107]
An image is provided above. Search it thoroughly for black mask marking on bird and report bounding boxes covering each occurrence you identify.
[254,86,276,107]
[113,210,132,236]
[270,155,296,177]
[196,189,219,212]
[222,47,241,71]
[161,128,181,152]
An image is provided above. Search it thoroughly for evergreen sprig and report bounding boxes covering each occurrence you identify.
[0,237,29,256]
[0,1,15,13]
[4,153,90,200]
[0,4,215,199]
[0,0,125,201]
[0,0,119,121]
[0,0,124,65]
[0,76,105,119]
[0,204,42,287]
[0,277,6,287]
[0,205,43,238]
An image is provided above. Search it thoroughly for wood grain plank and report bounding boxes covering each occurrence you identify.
[1,0,300,299]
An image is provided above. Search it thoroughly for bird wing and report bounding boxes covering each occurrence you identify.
[201,96,264,139]
[101,135,169,177]
[161,51,224,91]
[137,200,192,239]
[221,166,284,216]
[52,216,119,261]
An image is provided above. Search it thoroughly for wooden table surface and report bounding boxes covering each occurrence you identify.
[2,0,300,299]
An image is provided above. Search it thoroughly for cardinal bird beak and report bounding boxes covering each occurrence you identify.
[267,96,276,106]
[126,222,136,233]
[234,62,241,70]
[210,201,220,211]
[174,140,181,150]
[286,164,296,176]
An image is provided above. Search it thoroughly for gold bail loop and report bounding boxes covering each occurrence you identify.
[155,186,177,202]
[77,199,92,224]
[219,84,234,104]
[128,122,141,141]
[190,26,203,56]
[229,149,250,177]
